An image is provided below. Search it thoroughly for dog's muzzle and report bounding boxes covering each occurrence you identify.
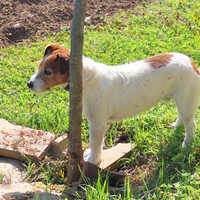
[27,81,33,89]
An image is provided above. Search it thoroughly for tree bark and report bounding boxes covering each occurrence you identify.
[67,0,87,184]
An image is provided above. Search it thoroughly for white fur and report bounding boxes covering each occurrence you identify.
[28,70,45,93]
[81,53,200,165]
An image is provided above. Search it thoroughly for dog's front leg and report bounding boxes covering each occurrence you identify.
[85,123,109,165]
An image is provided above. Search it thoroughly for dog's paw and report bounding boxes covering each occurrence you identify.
[170,122,177,127]
[170,118,183,127]
[166,122,177,128]
[83,148,101,166]
[168,121,183,128]
[83,148,91,158]
[83,148,92,163]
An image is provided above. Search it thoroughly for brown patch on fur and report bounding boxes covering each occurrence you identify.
[37,44,71,90]
[190,58,200,75]
[145,53,174,68]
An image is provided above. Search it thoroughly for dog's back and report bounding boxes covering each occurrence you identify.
[82,53,200,122]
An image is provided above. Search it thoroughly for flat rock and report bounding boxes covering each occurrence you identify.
[74,143,136,184]
[0,119,56,161]
[100,143,135,170]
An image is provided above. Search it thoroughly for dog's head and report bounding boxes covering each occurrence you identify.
[27,43,70,93]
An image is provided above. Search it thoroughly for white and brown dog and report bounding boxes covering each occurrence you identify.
[28,43,200,165]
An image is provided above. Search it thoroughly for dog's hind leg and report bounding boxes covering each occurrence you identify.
[173,93,199,148]
[86,122,109,165]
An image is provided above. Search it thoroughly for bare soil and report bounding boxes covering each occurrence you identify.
[0,0,147,47]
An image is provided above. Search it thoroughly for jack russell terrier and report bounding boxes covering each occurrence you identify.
[28,43,200,165]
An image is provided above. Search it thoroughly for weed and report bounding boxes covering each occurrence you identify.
[0,173,4,184]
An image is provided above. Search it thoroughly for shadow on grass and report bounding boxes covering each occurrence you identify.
[146,125,200,188]
[129,126,200,199]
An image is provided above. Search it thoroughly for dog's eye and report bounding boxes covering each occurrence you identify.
[44,69,52,75]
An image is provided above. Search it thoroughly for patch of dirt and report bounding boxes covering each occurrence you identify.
[0,157,69,200]
[0,0,148,47]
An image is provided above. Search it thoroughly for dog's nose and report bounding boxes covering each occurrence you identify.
[27,81,33,89]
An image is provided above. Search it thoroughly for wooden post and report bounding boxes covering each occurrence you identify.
[67,0,87,184]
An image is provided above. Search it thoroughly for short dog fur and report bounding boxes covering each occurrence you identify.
[28,43,200,165]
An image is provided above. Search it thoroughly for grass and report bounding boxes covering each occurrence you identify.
[0,174,4,184]
[1,0,200,199]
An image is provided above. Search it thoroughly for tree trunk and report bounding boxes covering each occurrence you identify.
[67,0,87,184]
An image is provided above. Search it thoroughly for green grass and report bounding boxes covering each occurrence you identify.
[0,174,4,184]
[1,0,200,199]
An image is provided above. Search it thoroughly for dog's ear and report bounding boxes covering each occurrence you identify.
[44,45,54,56]
[57,54,70,75]
[44,43,64,56]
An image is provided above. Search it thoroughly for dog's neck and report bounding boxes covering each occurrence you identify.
[64,57,107,92]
